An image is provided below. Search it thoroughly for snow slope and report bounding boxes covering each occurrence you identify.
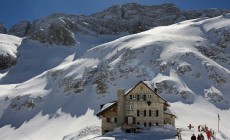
[0,33,127,83]
[0,34,21,57]
[0,14,230,139]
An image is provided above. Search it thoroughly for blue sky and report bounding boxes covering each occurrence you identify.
[1,0,230,28]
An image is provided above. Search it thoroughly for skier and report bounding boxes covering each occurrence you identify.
[191,134,196,140]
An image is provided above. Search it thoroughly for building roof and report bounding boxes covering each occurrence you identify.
[96,101,117,116]
[125,81,170,106]
[164,108,176,117]
[96,81,171,116]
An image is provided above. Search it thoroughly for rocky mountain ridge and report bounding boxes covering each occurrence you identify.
[2,3,230,46]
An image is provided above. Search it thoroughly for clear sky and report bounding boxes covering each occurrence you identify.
[1,0,230,28]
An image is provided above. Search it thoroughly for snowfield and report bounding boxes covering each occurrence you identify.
[0,34,21,57]
[0,14,230,140]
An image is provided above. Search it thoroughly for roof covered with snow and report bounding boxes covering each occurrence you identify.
[164,108,176,117]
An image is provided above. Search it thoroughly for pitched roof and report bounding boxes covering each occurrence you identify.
[164,108,176,117]
[96,81,170,116]
[125,81,169,106]
[96,101,117,116]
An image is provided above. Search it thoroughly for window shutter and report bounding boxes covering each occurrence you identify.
[137,110,139,116]
[143,95,146,100]
[156,110,159,117]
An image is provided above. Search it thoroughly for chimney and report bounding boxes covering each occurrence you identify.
[154,88,157,93]
[117,89,125,126]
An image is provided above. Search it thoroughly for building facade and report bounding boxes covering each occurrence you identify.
[96,81,176,134]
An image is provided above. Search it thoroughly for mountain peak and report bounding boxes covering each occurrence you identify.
[3,3,229,46]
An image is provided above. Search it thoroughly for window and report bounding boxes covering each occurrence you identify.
[149,110,152,117]
[156,122,159,126]
[144,122,146,127]
[143,95,146,101]
[130,95,132,99]
[128,117,133,124]
[137,122,140,125]
[106,117,110,123]
[110,117,115,123]
[137,110,139,116]
[147,94,151,98]
[156,110,159,117]
[137,95,140,100]
[144,110,146,116]
[107,117,117,123]
[140,110,144,116]
[133,95,136,99]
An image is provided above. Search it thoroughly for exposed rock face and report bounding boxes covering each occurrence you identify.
[0,55,16,70]
[26,3,181,46]
[182,9,230,19]
[0,24,7,34]
[7,3,230,46]
[8,21,30,37]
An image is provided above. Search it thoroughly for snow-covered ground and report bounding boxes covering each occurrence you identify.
[0,14,230,140]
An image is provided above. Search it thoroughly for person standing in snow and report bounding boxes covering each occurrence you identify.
[200,133,204,140]
[197,134,201,140]
[206,130,212,140]
[188,124,194,130]
[198,125,201,132]
[191,134,196,140]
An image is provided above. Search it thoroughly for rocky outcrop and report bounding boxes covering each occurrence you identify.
[0,24,7,34]
[182,9,230,20]
[4,3,230,46]
[8,21,30,37]
[25,3,181,46]
[0,55,16,70]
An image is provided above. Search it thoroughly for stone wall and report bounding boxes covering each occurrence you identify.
[101,106,117,134]
[124,82,166,126]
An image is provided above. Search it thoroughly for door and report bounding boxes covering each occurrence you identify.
[128,116,133,124]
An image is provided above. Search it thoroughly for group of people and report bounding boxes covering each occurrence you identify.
[191,133,205,140]
[189,124,215,140]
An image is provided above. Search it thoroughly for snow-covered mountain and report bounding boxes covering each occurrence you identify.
[0,3,230,140]
[3,3,230,47]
